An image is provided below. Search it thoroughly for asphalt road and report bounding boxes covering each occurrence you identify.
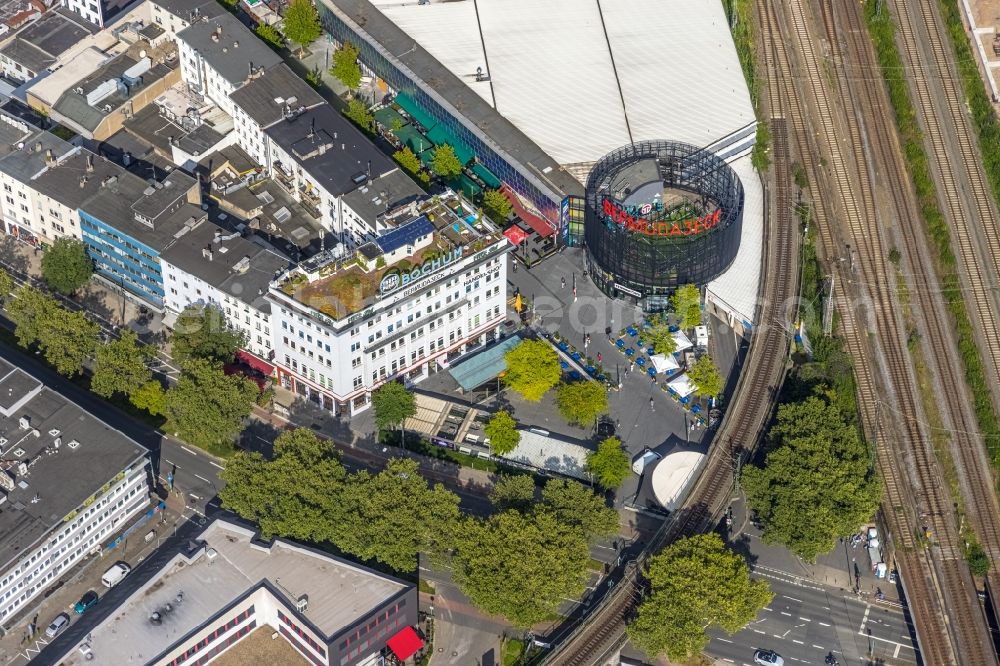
[707,560,919,666]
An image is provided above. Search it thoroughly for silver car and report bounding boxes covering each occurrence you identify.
[45,612,70,638]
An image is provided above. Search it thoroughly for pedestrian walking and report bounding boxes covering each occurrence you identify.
[649,398,655,412]
[597,352,603,362]
[561,277,566,289]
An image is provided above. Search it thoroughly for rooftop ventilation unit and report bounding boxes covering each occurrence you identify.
[67,440,80,450]
[48,429,60,437]
[18,416,29,430]
[295,594,309,612]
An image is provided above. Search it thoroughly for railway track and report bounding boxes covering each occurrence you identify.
[760,0,998,661]
[889,0,1000,600]
[536,33,801,666]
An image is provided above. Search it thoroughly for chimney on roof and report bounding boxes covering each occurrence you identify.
[367,160,371,178]
[86,153,94,172]
[211,25,220,41]
[79,176,87,188]
[33,141,41,153]
[233,40,238,48]
[308,117,315,139]
[44,149,55,166]
[202,245,212,261]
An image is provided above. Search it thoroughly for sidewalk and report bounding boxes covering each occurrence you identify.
[0,497,189,666]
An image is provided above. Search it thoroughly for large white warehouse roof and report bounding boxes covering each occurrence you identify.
[367,0,756,179]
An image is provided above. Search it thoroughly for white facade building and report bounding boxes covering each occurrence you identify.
[159,220,288,360]
[175,12,280,118]
[0,358,151,628]
[0,129,75,247]
[268,194,509,415]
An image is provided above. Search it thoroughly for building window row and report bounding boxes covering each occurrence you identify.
[277,610,326,657]
[278,625,325,666]
[166,605,255,666]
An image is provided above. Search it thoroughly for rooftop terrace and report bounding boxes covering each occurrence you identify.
[275,191,503,320]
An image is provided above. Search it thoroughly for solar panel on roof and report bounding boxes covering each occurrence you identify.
[376,215,434,253]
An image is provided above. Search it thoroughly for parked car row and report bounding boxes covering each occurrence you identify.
[43,562,130,640]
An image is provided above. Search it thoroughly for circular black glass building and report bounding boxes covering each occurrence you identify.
[584,141,744,310]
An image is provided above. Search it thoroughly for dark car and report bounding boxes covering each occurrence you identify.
[73,590,99,614]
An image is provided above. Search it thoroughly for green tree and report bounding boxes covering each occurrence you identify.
[330,41,362,90]
[39,307,99,376]
[164,358,258,454]
[454,510,590,627]
[556,380,608,426]
[344,98,374,131]
[7,285,58,348]
[489,474,535,513]
[482,188,512,223]
[540,479,618,542]
[484,410,520,455]
[393,147,428,185]
[220,428,348,541]
[586,436,631,489]
[170,304,245,364]
[742,394,881,561]
[372,381,416,443]
[503,339,560,402]
[282,0,321,55]
[255,23,284,50]
[431,144,463,179]
[671,283,702,329]
[91,329,153,398]
[304,68,322,88]
[41,238,93,295]
[646,315,677,355]
[687,354,724,398]
[337,458,461,571]
[131,379,166,416]
[0,267,14,303]
[628,533,772,661]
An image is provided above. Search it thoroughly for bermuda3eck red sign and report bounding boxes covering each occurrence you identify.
[602,198,722,238]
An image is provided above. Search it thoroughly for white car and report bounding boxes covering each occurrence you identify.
[754,649,784,666]
[45,612,70,638]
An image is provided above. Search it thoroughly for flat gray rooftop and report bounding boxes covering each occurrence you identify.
[160,221,290,308]
[176,12,280,87]
[61,520,409,666]
[0,9,96,72]
[340,168,425,230]
[228,62,323,129]
[30,150,130,211]
[0,358,147,572]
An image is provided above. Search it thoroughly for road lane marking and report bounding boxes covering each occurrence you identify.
[716,638,733,643]
[194,473,212,483]
[753,629,765,634]
[762,607,773,611]
[780,611,792,616]
[799,617,811,621]
[181,445,199,455]
[189,493,201,499]
[792,639,804,644]
[812,645,824,649]
[164,459,175,467]
[818,622,830,627]
[209,460,224,470]
[781,595,803,602]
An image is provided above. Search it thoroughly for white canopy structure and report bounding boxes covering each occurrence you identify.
[672,330,693,353]
[650,353,681,374]
[667,374,696,398]
[651,450,706,511]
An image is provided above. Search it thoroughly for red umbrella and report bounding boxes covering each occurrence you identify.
[504,225,528,246]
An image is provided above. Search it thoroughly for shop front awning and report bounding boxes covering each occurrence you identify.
[235,349,275,375]
[501,184,555,237]
[387,626,425,661]
[472,162,502,189]
[450,173,482,199]
[426,124,475,165]
[391,124,432,154]
[373,105,407,130]
[394,92,437,131]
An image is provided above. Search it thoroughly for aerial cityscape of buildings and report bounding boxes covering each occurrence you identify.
[0,0,992,663]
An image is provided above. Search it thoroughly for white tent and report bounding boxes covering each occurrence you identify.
[651,450,706,511]
[650,353,680,374]
[667,374,696,398]
[672,330,693,352]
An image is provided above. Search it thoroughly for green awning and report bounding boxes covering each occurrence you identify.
[394,92,437,131]
[426,124,474,165]
[391,125,432,154]
[450,174,482,199]
[472,162,502,189]
[374,106,407,130]
[418,148,437,169]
